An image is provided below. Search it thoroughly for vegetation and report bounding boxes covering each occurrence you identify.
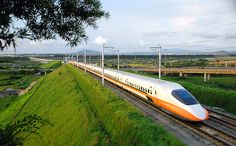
[0,115,52,146]
[164,76,236,91]
[176,81,236,114]
[97,55,236,68]
[40,61,62,70]
[0,77,45,128]
[0,57,39,90]
[0,58,62,91]
[0,64,184,145]
[0,0,108,50]
[0,96,17,112]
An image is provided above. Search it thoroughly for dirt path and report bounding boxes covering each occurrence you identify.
[19,81,37,96]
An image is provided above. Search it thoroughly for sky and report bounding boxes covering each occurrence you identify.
[1,0,236,54]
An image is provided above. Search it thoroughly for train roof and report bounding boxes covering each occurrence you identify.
[105,67,183,90]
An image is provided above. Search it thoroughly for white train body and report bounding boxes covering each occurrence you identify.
[70,61,209,121]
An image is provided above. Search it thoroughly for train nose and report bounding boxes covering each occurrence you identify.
[189,104,209,121]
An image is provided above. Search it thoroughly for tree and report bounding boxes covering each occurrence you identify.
[0,0,109,50]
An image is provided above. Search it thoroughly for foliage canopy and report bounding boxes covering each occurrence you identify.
[0,0,109,50]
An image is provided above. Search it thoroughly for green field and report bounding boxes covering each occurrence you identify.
[164,76,236,91]
[0,64,184,146]
[40,61,62,69]
[0,59,62,91]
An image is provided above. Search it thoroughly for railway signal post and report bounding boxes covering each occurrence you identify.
[151,45,162,79]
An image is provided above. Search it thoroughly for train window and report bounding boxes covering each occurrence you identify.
[171,89,198,105]
[155,90,157,95]
[148,89,149,93]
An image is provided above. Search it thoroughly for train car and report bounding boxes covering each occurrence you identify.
[69,61,209,121]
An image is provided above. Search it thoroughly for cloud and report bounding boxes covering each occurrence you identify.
[171,16,196,31]
[191,32,220,39]
[140,30,180,38]
[95,36,107,44]
[139,40,145,46]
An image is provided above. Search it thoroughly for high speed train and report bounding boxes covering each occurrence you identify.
[69,61,209,121]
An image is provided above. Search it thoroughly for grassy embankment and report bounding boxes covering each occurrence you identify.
[125,70,236,114]
[40,60,62,69]
[0,64,184,146]
[0,60,63,127]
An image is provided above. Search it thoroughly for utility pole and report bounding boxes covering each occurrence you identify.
[102,44,104,85]
[89,55,91,64]
[112,49,120,70]
[117,50,120,70]
[165,49,167,67]
[151,45,162,79]
[84,50,87,72]
[100,53,102,67]
[77,51,79,62]
[76,51,79,68]
[101,44,114,86]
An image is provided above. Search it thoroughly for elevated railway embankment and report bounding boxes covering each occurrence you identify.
[71,63,236,146]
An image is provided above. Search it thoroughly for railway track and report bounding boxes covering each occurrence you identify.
[74,65,236,146]
[206,107,236,130]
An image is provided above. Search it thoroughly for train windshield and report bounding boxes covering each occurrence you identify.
[171,89,198,105]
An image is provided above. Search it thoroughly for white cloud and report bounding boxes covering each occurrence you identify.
[95,36,107,45]
[139,40,145,46]
[171,16,196,31]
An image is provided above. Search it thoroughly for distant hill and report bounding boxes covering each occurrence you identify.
[198,50,236,55]
[76,49,100,55]
[123,48,198,55]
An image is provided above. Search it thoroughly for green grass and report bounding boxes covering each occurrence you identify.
[40,61,62,69]
[0,64,184,146]
[163,76,236,91]
[0,73,40,90]
[124,70,236,114]
[0,59,62,91]
[175,81,236,114]
[0,77,45,128]
[0,96,17,112]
